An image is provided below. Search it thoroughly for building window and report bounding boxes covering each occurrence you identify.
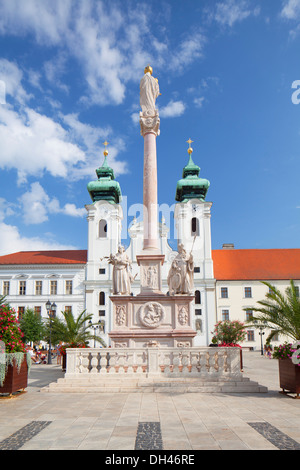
[244,287,252,298]
[34,306,41,317]
[195,309,202,316]
[191,217,199,237]
[3,281,10,296]
[247,330,255,342]
[99,291,105,306]
[19,281,26,296]
[66,280,73,295]
[64,306,72,314]
[35,281,42,296]
[221,287,228,298]
[99,310,105,317]
[195,290,201,305]
[99,219,107,238]
[50,280,57,295]
[99,268,106,275]
[245,309,253,321]
[222,309,229,321]
[194,267,200,273]
[18,307,25,320]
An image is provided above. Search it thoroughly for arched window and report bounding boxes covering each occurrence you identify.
[99,291,105,305]
[99,219,107,238]
[191,217,199,237]
[195,290,201,305]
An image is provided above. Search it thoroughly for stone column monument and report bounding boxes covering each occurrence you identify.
[109,66,197,348]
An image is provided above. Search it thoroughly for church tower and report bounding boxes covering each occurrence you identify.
[174,140,216,346]
[85,142,123,342]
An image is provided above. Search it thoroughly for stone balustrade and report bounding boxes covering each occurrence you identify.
[65,347,243,379]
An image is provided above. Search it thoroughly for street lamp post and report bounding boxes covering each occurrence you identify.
[254,320,267,356]
[46,300,57,364]
[89,320,103,348]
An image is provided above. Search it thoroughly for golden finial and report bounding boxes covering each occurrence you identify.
[186,138,194,155]
[144,64,153,75]
[103,140,109,157]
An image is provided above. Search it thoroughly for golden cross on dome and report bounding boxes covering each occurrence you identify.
[103,140,109,157]
[186,138,194,155]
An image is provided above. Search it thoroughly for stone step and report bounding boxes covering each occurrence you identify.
[40,377,267,394]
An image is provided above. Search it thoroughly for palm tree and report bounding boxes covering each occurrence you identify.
[47,310,107,347]
[247,280,300,342]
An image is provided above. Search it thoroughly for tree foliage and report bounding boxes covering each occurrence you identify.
[48,310,107,347]
[247,280,300,342]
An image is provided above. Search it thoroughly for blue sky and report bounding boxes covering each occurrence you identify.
[0,0,299,255]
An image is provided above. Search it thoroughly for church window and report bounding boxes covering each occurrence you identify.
[221,287,228,298]
[35,281,42,295]
[50,280,57,295]
[195,290,201,304]
[18,306,25,320]
[34,306,41,317]
[247,330,255,342]
[66,280,73,295]
[99,219,108,238]
[99,291,105,305]
[19,281,26,296]
[222,309,229,321]
[245,309,253,321]
[191,217,199,236]
[3,281,10,296]
[244,287,252,298]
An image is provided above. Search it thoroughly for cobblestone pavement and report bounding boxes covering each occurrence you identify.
[0,352,300,451]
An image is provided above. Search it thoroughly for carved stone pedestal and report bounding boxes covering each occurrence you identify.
[109,293,196,348]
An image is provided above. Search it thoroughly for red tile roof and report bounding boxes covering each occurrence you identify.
[212,249,300,281]
[0,250,87,265]
[0,248,299,281]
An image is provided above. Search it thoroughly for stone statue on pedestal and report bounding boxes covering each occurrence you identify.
[109,246,133,295]
[140,65,160,116]
[167,244,194,295]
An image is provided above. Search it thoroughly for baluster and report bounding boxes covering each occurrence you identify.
[205,351,211,373]
[214,351,219,372]
[90,352,98,374]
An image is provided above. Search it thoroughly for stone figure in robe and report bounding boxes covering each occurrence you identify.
[108,246,133,295]
[140,66,160,116]
[167,244,194,295]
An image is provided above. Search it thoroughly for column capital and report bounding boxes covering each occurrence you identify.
[140,111,160,137]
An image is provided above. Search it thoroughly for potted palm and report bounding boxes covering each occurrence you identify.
[0,299,31,396]
[48,310,107,371]
[249,280,300,398]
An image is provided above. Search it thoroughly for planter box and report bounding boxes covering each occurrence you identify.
[279,358,300,398]
[0,354,28,395]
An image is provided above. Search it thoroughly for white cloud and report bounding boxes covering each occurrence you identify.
[281,0,300,19]
[0,104,85,183]
[159,100,186,118]
[212,0,260,27]
[0,60,127,183]
[0,58,30,104]
[0,222,77,256]
[0,1,206,106]
[193,97,205,108]
[19,182,86,224]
